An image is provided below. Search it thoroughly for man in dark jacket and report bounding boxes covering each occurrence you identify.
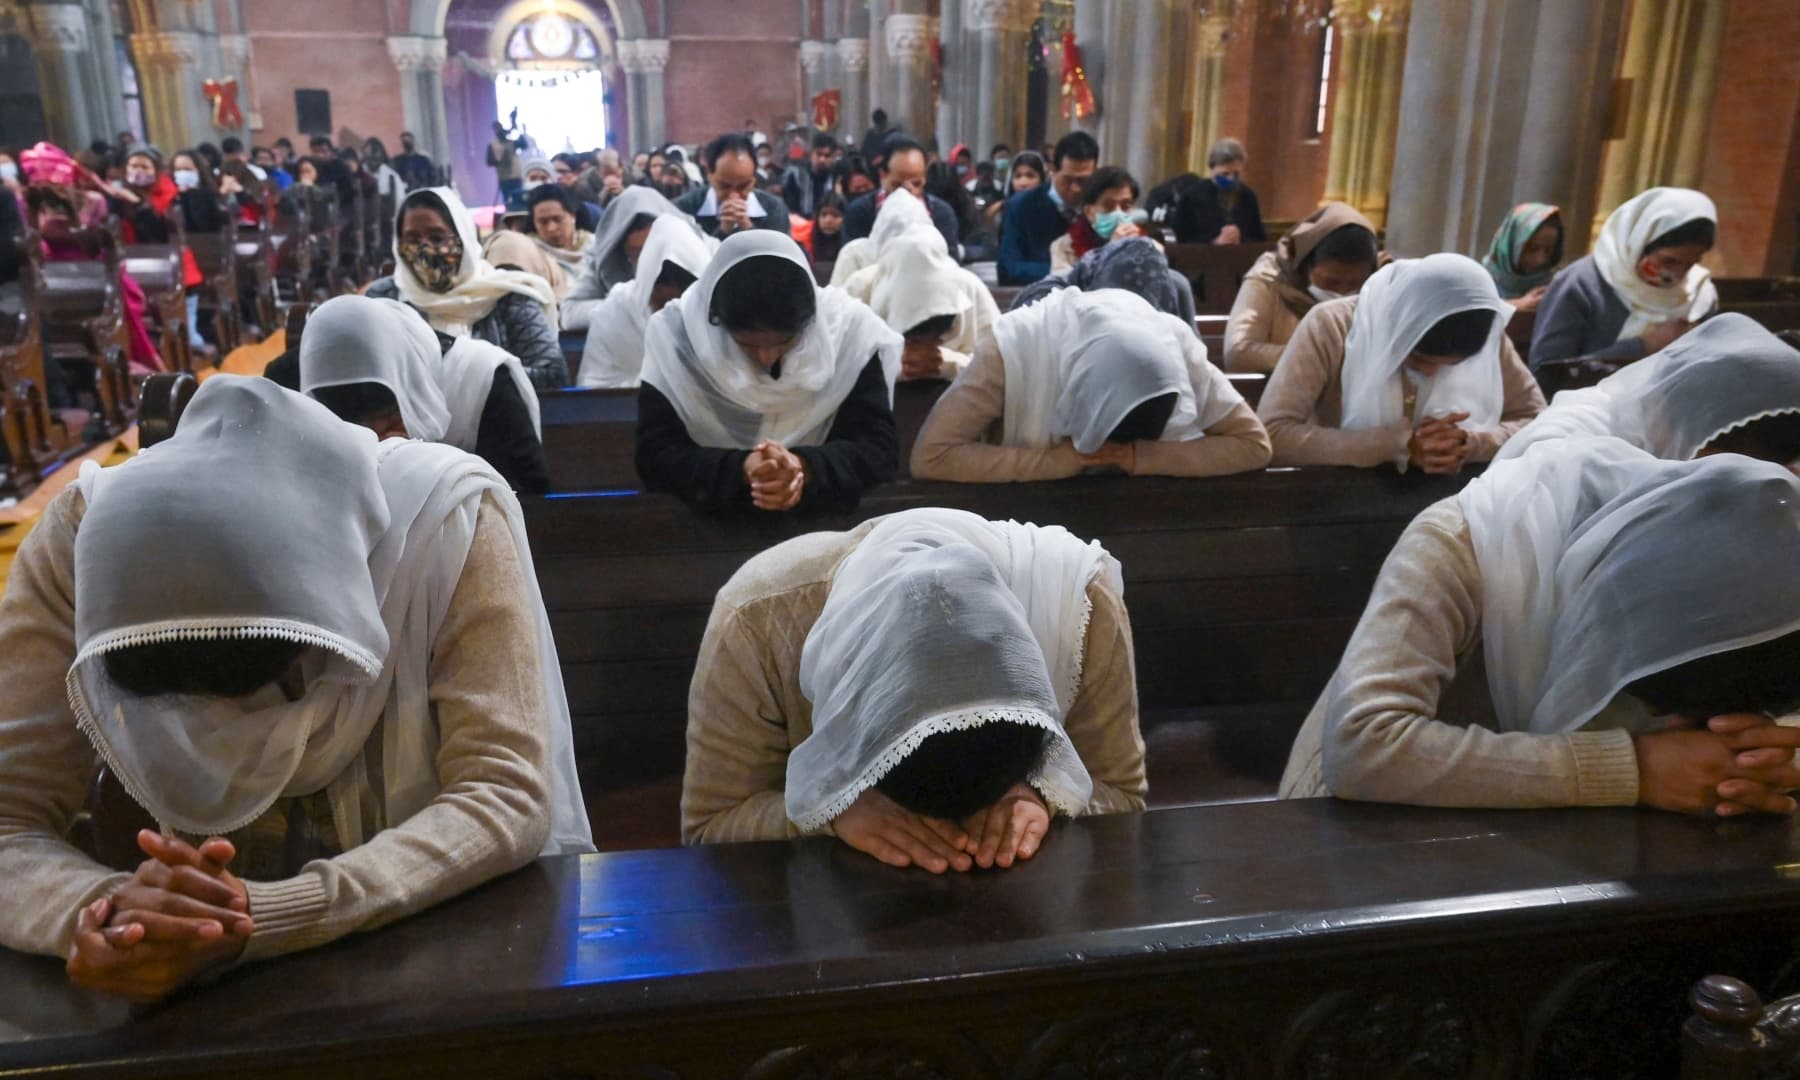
[1171,137,1267,246]
[841,136,961,258]
[860,109,895,164]
[996,130,1098,285]
[783,132,838,219]
[674,132,792,239]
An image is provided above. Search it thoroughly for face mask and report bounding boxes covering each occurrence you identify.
[126,169,155,187]
[1090,209,1129,240]
[954,164,969,178]
[173,169,200,191]
[402,141,415,152]
[524,180,544,191]
[1307,285,1344,303]
[994,157,1010,175]
[0,162,16,183]
[398,238,463,293]
[1214,173,1238,190]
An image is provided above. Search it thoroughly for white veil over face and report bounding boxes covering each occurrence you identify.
[1498,313,1800,463]
[786,509,1120,831]
[1338,254,1514,432]
[67,376,592,853]
[1591,186,1720,340]
[639,230,901,448]
[827,187,934,287]
[1460,437,1800,735]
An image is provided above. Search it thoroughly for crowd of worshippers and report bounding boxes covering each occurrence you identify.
[4,108,1800,1006]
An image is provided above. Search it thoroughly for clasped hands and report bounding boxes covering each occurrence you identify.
[834,783,1050,873]
[67,830,253,1002]
[744,440,805,511]
[1636,713,1800,818]
[1408,412,1472,476]
[1074,439,1137,475]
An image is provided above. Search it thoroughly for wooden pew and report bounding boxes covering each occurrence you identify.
[1713,276,1800,305]
[0,235,74,493]
[5,800,1798,1077]
[232,213,278,338]
[525,469,1468,844]
[1682,974,1800,1078]
[1164,241,1278,316]
[1507,307,1536,366]
[267,191,315,311]
[119,243,193,375]
[1722,298,1800,334]
[185,219,242,355]
[37,228,135,435]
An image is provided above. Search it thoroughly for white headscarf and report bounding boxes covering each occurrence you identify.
[393,187,556,337]
[828,187,933,287]
[1460,437,1800,735]
[841,224,998,355]
[576,215,714,389]
[639,230,901,448]
[1592,187,1720,340]
[1338,254,1515,432]
[1498,313,1800,463]
[66,377,593,854]
[301,294,541,451]
[991,287,1242,455]
[582,185,708,299]
[787,508,1119,831]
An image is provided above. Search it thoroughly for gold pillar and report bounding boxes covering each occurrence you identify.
[1187,12,1233,173]
[1320,3,1408,230]
[1593,0,1729,236]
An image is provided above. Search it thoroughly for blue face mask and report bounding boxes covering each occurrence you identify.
[1090,209,1130,240]
[994,156,1011,175]
[1214,173,1238,190]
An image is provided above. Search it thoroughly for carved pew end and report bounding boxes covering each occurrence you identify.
[138,372,198,450]
[1682,974,1770,1080]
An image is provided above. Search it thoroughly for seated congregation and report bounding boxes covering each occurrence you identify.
[5,103,1800,1078]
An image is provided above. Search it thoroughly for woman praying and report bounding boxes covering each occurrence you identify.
[635,231,901,514]
[681,508,1147,870]
[366,187,565,389]
[1048,166,1146,276]
[300,294,549,494]
[0,377,592,1002]
[1224,202,1380,374]
[910,288,1271,482]
[1480,202,1562,311]
[1281,438,1800,818]
[1257,253,1544,473]
[481,184,595,303]
[1530,187,1719,389]
[827,186,934,286]
[840,222,999,383]
[1011,236,1198,328]
[575,215,713,389]
[562,185,706,320]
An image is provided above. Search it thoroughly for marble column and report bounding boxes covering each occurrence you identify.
[1593,0,1728,238]
[26,2,97,148]
[801,39,830,115]
[617,38,670,153]
[131,30,205,150]
[1511,0,1627,255]
[935,0,963,150]
[1040,17,1068,147]
[1320,3,1409,231]
[81,0,131,142]
[1187,13,1233,174]
[867,0,890,125]
[966,0,1041,161]
[819,1,843,135]
[1121,0,1187,187]
[387,36,451,166]
[836,38,870,144]
[884,13,937,144]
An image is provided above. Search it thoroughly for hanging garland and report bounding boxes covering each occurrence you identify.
[455,51,594,88]
[1060,31,1096,122]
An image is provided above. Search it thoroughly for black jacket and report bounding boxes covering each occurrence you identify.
[634,354,897,514]
[673,188,793,239]
[1171,178,1267,245]
[841,190,961,258]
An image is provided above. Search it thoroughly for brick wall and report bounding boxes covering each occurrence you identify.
[663,0,804,146]
[241,0,402,149]
[1700,0,1800,277]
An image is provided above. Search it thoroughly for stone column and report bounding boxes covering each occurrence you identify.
[1511,0,1627,255]
[617,38,670,153]
[936,0,963,151]
[26,2,97,148]
[387,36,452,165]
[836,38,870,144]
[884,13,938,144]
[801,39,830,113]
[1593,0,1728,239]
[81,0,131,142]
[131,30,206,150]
[1121,0,1187,186]
[867,0,890,126]
[1320,3,1409,231]
[1040,16,1068,146]
[966,0,1041,160]
[1187,13,1233,174]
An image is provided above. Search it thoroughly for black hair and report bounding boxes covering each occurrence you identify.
[399,189,455,231]
[308,135,333,149]
[1702,412,1800,465]
[1052,130,1100,169]
[875,722,1051,821]
[624,211,659,237]
[103,637,308,699]
[1080,165,1139,206]
[1303,224,1380,273]
[709,254,817,333]
[816,192,847,217]
[1645,217,1716,255]
[527,182,579,217]
[274,137,294,150]
[311,381,404,427]
[975,161,996,178]
[704,132,757,169]
[195,142,222,170]
[220,136,244,155]
[1625,630,1800,719]
[811,132,837,152]
[1007,151,1048,189]
[1413,308,1497,359]
[905,313,957,342]
[833,156,874,188]
[926,161,976,225]
[882,136,928,168]
[87,138,112,157]
[872,108,889,126]
[991,143,1011,157]
[654,262,698,290]
[552,152,583,171]
[1107,392,1178,444]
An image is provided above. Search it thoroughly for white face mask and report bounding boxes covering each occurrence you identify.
[0,162,17,183]
[173,169,201,191]
[1308,285,1344,303]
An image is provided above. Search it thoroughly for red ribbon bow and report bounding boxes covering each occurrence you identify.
[202,78,244,130]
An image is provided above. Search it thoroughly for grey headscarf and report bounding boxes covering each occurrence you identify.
[1010,237,1198,331]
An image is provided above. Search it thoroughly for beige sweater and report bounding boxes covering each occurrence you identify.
[1279,497,1642,807]
[1257,297,1546,469]
[0,488,554,962]
[1222,262,1303,375]
[909,336,1273,482]
[680,523,1149,844]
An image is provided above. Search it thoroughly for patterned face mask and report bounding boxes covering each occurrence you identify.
[398,238,463,293]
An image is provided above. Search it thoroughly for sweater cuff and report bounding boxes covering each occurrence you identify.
[1568,729,1639,806]
[241,873,333,962]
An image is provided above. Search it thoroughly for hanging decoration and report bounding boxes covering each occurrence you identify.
[201,78,245,130]
[811,89,841,133]
[456,51,596,88]
[1060,31,1096,123]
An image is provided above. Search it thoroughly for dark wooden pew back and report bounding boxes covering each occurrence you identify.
[1165,242,1278,315]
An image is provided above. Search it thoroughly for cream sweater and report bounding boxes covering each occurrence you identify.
[1279,497,1642,807]
[680,523,1149,844]
[909,335,1273,482]
[1222,258,1304,375]
[1257,297,1546,469]
[0,488,554,962]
